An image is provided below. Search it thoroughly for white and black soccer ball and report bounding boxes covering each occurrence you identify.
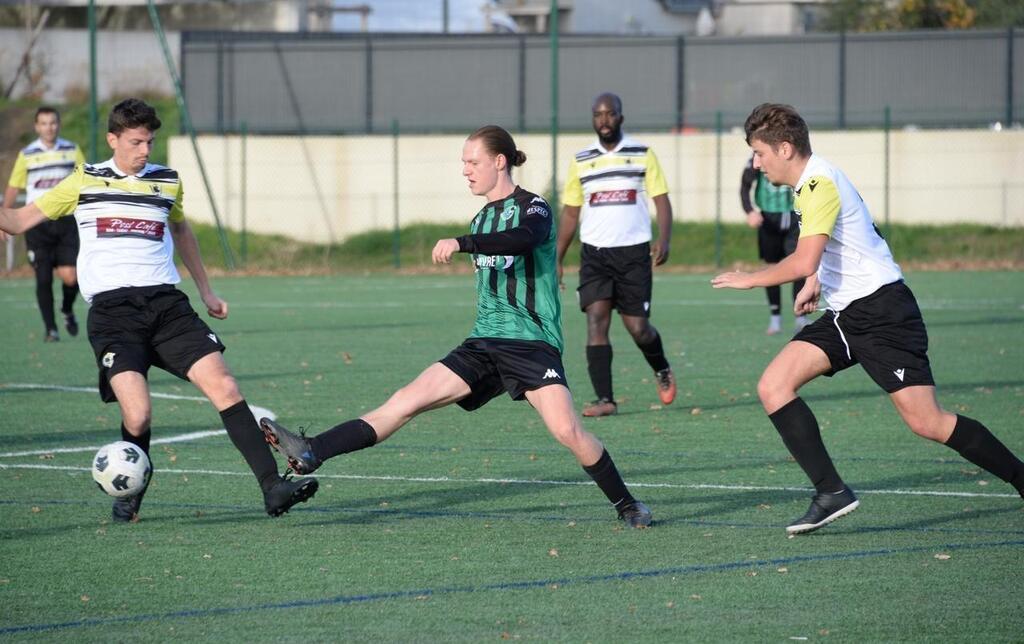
[92,441,152,498]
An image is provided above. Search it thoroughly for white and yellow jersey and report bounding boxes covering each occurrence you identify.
[34,159,185,303]
[563,135,669,248]
[7,137,85,204]
[794,154,902,311]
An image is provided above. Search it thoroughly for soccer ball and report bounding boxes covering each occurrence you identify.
[92,441,152,498]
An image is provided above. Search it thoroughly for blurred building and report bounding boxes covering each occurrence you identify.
[489,0,823,36]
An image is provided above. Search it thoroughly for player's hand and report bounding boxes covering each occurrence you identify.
[652,239,670,266]
[793,281,821,315]
[746,210,763,228]
[710,271,754,290]
[431,238,460,264]
[202,292,229,319]
[557,262,565,291]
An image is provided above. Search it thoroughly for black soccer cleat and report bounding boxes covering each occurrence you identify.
[264,475,319,517]
[786,486,860,535]
[617,500,653,529]
[64,312,79,337]
[260,417,323,475]
[43,329,60,343]
[112,475,151,523]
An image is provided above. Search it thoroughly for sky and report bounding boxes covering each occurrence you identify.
[330,0,491,33]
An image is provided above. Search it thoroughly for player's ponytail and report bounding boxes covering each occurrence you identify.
[469,125,525,173]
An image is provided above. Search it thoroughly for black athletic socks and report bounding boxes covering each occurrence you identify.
[636,332,670,373]
[34,265,56,332]
[311,418,378,460]
[767,285,782,315]
[768,397,845,494]
[586,344,614,401]
[945,415,1024,495]
[582,449,636,511]
[220,400,280,492]
[120,423,151,455]
[61,283,79,315]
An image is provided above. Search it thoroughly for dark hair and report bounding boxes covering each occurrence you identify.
[35,106,59,123]
[744,103,812,157]
[108,98,162,134]
[468,125,525,171]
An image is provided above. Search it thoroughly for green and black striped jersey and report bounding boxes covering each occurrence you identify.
[455,186,562,352]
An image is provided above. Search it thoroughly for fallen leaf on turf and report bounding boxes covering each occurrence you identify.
[30,507,40,513]
[934,553,951,560]
[777,567,788,573]
[548,549,559,557]
[342,352,353,364]
[690,594,702,600]
[202,554,212,559]
[666,601,675,608]
[38,453,54,460]
[690,407,702,415]
[80,595,89,602]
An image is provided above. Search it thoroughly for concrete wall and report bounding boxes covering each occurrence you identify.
[168,128,1024,244]
[0,28,179,101]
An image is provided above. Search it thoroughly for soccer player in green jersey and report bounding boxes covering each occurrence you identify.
[261,125,653,528]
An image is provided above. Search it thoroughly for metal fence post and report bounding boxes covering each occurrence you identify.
[715,110,722,268]
[884,105,891,237]
[241,120,247,267]
[392,119,401,269]
[549,0,559,207]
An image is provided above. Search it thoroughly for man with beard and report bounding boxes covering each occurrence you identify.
[556,93,677,417]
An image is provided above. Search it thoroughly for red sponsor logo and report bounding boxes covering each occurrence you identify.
[33,177,64,190]
[589,189,637,206]
[96,217,165,240]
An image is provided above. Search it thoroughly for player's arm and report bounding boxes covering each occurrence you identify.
[554,158,585,282]
[740,163,762,227]
[0,202,47,235]
[651,193,672,265]
[711,233,827,290]
[794,272,821,315]
[433,202,552,264]
[169,218,228,319]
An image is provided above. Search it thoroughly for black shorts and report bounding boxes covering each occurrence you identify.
[793,281,934,393]
[87,285,226,403]
[25,217,79,268]
[757,211,799,264]
[440,337,569,411]
[577,242,652,316]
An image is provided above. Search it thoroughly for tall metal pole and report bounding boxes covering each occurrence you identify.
[442,0,449,34]
[549,0,559,205]
[714,110,722,268]
[392,119,401,269]
[88,0,98,162]
[147,0,235,269]
[884,105,891,237]
[240,121,248,267]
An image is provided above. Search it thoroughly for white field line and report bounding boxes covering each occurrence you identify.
[0,383,274,457]
[0,463,1017,500]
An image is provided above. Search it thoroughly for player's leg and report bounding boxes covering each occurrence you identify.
[759,219,785,335]
[582,300,616,416]
[890,385,1024,498]
[760,334,859,534]
[578,244,617,416]
[54,217,80,336]
[525,383,652,528]
[186,352,319,516]
[616,242,675,405]
[107,370,153,522]
[25,229,58,341]
[261,362,472,474]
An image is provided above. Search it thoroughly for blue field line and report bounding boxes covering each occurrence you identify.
[2,538,1022,636]
[2,498,1023,539]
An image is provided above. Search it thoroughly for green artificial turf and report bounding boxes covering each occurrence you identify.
[1,271,1022,641]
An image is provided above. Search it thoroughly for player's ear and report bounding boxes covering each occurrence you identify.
[494,153,507,172]
[105,132,118,150]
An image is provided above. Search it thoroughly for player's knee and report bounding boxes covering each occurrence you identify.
[122,409,152,434]
[756,374,788,412]
[904,415,944,441]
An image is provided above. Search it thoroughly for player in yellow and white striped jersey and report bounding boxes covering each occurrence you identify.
[713,103,1023,535]
[3,107,85,342]
[556,93,677,418]
[0,98,318,522]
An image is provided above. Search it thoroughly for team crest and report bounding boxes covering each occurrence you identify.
[499,206,518,221]
[102,352,116,368]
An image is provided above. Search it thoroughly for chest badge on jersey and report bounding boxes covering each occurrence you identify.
[499,206,519,221]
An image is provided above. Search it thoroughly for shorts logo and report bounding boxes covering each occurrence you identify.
[96,217,165,241]
[643,301,650,312]
[102,352,116,368]
[894,368,905,382]
[543,369,561,380]
[589,189,637,207]
[27,250,35,263]
[207,333,218,344]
